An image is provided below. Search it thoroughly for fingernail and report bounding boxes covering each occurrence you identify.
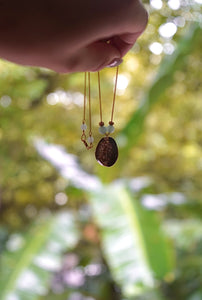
[107,58,123,68]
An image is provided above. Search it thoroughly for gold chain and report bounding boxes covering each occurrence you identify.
[97,71,103,124]
[81,72,93,150]
[110,66,119,124]
[97,66,119,133]
[81,66,119,149]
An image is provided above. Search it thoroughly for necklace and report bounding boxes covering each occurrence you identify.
[81,72,94,150]
[81,67,119,167]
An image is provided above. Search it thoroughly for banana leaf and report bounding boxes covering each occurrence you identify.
[118,24,201,158]
[0,212,79,300]
[89,184,174,298]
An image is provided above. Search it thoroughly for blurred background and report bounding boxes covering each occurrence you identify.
[0,1,202,300]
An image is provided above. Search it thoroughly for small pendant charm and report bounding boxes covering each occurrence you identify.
[95,137,118,167]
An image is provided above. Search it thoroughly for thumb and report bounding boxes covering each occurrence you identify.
[61,41,121,73]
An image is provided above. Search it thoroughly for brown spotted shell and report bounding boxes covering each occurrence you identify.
[95,137,118,167]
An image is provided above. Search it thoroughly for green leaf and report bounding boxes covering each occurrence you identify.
[89,184,174,298]
[0,212,79,300]
[118,24,202,157]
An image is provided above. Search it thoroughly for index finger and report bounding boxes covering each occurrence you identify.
[110,32,142,57]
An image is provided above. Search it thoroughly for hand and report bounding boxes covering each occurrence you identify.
[0,0,148,73]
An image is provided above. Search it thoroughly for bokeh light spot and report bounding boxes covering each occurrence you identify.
[0,95,12,107]
[115,74,130,95]
[163,43,175,55]
[150,0,163,9]
[159,22,177,38]
[149,42,163,55]
[174,16,186,28]
[55,192,68,205]
[168,0,180,10]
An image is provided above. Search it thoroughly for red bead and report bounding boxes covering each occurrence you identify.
[109,121,114,126]
[99,121,105,127]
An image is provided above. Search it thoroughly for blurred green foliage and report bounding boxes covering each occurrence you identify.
[0,1,202,300]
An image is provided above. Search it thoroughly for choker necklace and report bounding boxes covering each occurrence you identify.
[81,67,119,167]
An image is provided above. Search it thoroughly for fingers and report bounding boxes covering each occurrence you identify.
[58,41,121,73]
[123,0,149,34]
[44,0,148,73]
[110,33,139,57]
[50,0,148,73]
[108,0,148,57]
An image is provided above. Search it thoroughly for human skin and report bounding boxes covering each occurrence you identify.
[0,0,148,73]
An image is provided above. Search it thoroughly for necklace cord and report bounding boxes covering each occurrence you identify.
[97,66,119,126]
[81,72,93,149]
[82,66,119,149]
[98,71,103,123]
[110,65,119,123]
[88,72,92,136]
[81,72,87,142]
[83,72,87,123]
